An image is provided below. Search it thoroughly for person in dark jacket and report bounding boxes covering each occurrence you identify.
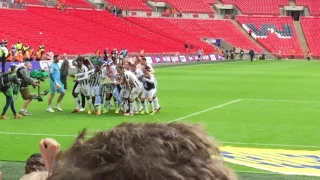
[249,49,255,62]
[240,49,244,60]
[60,53,69,90]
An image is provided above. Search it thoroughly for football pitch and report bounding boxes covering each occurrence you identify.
[1,60,320,180]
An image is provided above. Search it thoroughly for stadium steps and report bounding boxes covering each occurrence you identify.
[304,8,310,16]
[289,0,296,6]
[294,21,309,52]
[231,19,270,54]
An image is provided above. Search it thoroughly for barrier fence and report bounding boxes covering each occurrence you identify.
[1,53,223,72]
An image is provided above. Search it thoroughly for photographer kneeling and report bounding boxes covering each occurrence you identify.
[17,62,40,116]
[0,65,22,120]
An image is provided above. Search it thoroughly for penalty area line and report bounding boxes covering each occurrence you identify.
[243,98,320,103]
[169,99,242,123]
[220,141,320,149]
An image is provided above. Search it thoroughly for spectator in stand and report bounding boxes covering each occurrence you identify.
[291,48,295,59]
[36,49,42,61]
[249,48,255,62]
[165,8,170,16]
[60,53,69,90]
[29,47,35,61]
[230,49,234,59]
[190,44,194,50]
[16,40,22,51]
[2,39,8,47]
[172,8,176,17]
[106,4,111,12]
[6,51,12,62]
[179,10,182,18]
[103,47,109,61]
[278,49,282,60]
[46,50,54,60]
[15,50,23,62]
[240,49,244,60]
[225,49,229,59]
[39,43,45,57]
[95,49,100,57]
[24,47,31,61]
[123,48,128,58]
[11,44,16,57]
[0,47,8,72]
[117,8,123,17]
[140,48,145,57]
[261,49,265,60]
[23,44,29,54]
[184,43,189,51]
[56,1,62,10]
[306,49,311,61]
[112,6,117,15]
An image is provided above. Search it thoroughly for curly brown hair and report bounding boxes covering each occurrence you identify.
[47,123,237,180]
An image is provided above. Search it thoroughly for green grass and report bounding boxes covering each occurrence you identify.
[1,60,320,179]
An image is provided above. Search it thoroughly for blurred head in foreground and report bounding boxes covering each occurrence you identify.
[47,123,237,180]
[25,153,46,174]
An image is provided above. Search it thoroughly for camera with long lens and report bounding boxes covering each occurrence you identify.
[30,69,49,102]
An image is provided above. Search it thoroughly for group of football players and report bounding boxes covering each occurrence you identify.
[68,56,161,116]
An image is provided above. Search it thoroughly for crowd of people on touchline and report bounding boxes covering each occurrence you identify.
[0,46,161,119]
[0,39,46,73]
[0,123,239,180]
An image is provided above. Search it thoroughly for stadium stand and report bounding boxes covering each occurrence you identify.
[220,0,288,15]
[236,15,303,57]
[0,7,206,54]
[126,17,261,51]
[106,0,151,11]
[296,0,320,16]
[125,17,213,51]
[167,18,261,51]
[301,17,320,57]
[152,0,214,13]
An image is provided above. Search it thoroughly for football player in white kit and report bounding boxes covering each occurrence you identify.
[117,65,142,116]
[88,63,103,115]
[101,61,121,113]
[70,57,93,113]
[130,63,144,111]
[140,65,156,115]
[140,57,161,112]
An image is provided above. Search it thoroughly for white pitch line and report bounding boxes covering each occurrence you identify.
[169,99,242,123]
[157,60,245,70]
[0,132,319,149]
[221,141,320,148]
[243,98,320,103]
[0,132,77,137]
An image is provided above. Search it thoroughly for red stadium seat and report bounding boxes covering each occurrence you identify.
[236,16,303,57]
[126,17,261,52]
[301,17,320,57]
[221,0,288,15]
